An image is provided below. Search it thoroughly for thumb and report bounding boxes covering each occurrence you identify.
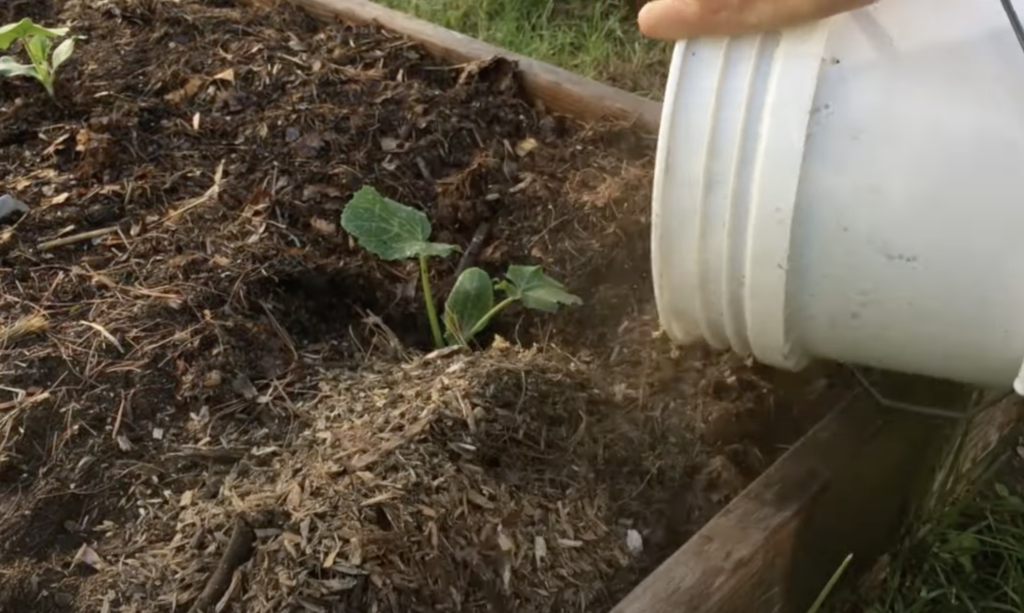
[637,0,702,41]
[638,0,875,41]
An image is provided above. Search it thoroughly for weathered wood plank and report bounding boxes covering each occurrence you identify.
[611,376,1022,613]
[257,0,663,133]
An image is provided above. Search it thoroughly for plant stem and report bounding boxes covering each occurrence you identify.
[467,296,518,340]
[806,553,853,613]
[419,255,444,349]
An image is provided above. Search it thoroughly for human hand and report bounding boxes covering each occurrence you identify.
[637,0,875,40]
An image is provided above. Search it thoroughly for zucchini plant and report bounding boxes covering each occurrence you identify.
[340,186,582,349]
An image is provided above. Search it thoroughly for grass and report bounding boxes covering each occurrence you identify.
[373,0,672,97]
[849,459,1024,613]
[824,396,1024,613]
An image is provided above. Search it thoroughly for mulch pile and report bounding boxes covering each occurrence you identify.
[0,0,848,611]
[94,339,708,613]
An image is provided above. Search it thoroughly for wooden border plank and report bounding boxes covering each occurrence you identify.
[258,0,663,133]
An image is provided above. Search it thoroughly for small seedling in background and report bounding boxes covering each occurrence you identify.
[340,186,582,349]
[0,18,76,98]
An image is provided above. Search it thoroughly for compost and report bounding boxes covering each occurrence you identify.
[0,1,848,611]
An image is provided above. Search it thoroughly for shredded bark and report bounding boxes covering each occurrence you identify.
[188,515,256,613]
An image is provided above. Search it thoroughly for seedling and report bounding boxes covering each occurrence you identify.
[0,18,76,98]
[340,186,582,349]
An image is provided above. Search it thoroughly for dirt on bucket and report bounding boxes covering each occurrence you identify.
[0,0,853,611]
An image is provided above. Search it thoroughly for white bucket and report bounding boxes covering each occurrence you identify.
[650,0,1024,394]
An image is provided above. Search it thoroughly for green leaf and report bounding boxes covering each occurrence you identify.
[443,267,494,346]
[25,34,50,69]
[497,265,582,313]
[340,186,458,261]
[0,56,38,78]
[0,19,69,50]
[51,37,75,72]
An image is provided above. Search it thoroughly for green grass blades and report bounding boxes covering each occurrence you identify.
[855,478,1024,613]
[372,0,670,97]
[807,554,853,613]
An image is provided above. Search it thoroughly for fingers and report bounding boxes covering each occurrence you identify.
[637,0,876,40]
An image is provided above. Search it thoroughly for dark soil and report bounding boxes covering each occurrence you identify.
[0,1,853,611]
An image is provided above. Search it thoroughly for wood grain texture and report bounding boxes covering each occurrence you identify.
[611,377,1022,613]
[257,0,663,134]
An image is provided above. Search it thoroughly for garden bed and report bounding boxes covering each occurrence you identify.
[0,1,847,611]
